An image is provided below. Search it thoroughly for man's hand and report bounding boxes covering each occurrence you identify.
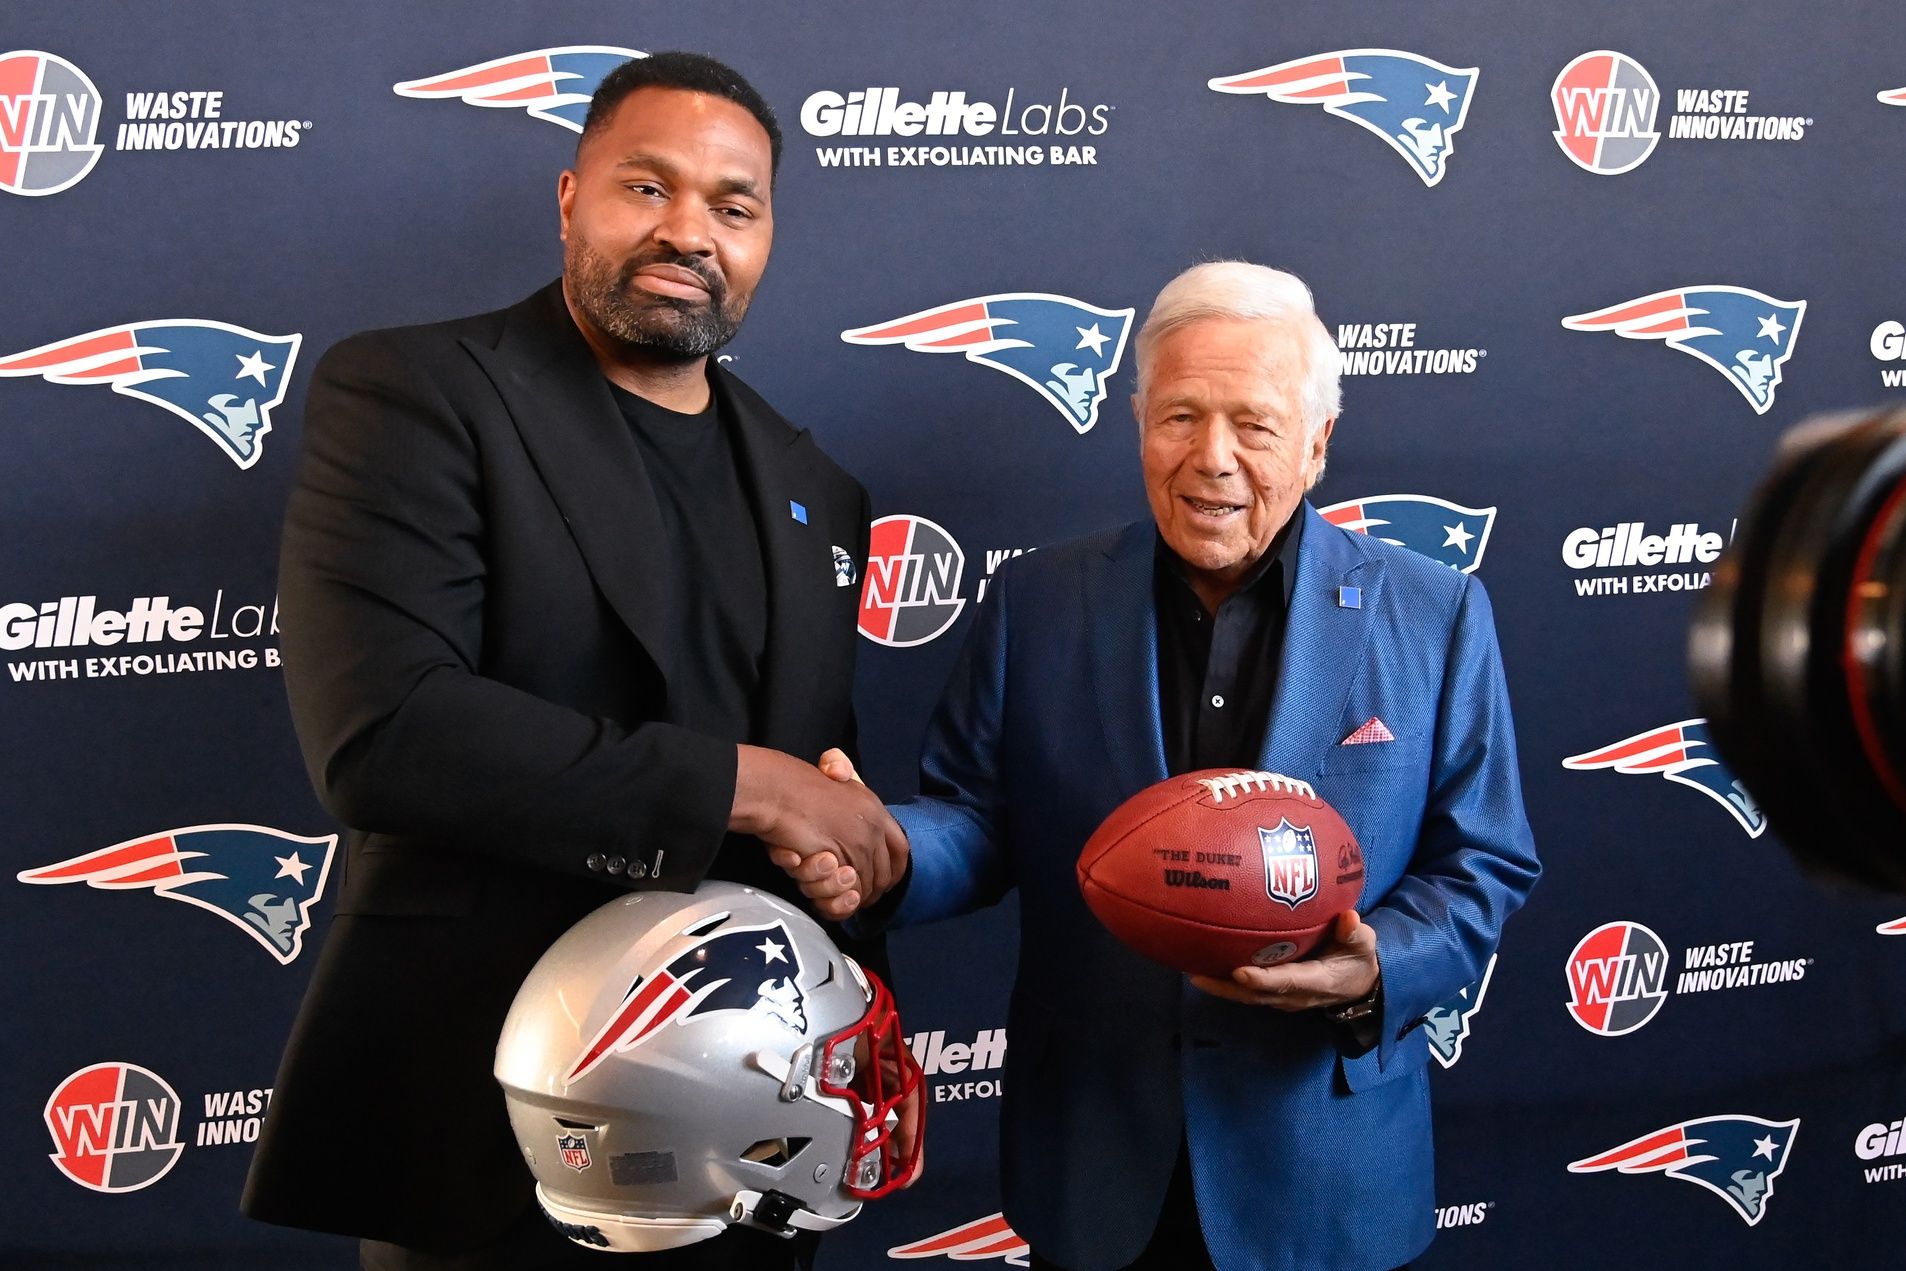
[734,745,905,920]
[765,747,905,920]
[1189,910,1380,1011]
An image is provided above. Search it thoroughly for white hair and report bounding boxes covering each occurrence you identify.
[1134,261,1342,435]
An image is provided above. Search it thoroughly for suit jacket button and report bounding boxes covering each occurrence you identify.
[585,853,606,871]
[606,855,627,875]
[628,860,649,879]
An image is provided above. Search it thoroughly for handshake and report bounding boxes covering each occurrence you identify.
[732,743,902,921]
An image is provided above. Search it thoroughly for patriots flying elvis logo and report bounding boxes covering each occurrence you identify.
[0,321,300,469]
[1562,719,1767,837]
[1425,954,1497,1068]
[1321,494,1496,573]
[1209,50,1478,187]
[567,915,808,1083]
[1562,287,1804,415]
[394,47,644,132]
[841,293,1132,434]
[889,1213,1029,1265]
[1569,1115,1798,1226]
[17,825,337,964]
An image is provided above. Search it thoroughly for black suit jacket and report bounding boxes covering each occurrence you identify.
[243,282,876,1252]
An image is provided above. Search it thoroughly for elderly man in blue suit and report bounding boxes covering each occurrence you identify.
[797,261,1539,1271]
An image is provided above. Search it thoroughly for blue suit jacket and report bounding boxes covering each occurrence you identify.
[890,505,1540,1271]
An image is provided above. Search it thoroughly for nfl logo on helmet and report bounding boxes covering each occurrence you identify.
[841,294,1133,434]
[1562,720,1767,837]
[394,47,645,132]
[1208,50,1478,187]
[0,321,301,469]
[556,1133,592,1172]
[1562,287,1804,415]
[1321,494,1496,573]
[1569,1115,1798,1226]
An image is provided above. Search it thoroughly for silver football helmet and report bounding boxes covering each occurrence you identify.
[495,882,923,1252]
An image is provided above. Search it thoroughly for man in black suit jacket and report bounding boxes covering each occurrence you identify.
[243,54,905,1270]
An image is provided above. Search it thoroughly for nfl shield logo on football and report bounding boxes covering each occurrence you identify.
[556,1133,592,1172]
[1259,820,1319,909]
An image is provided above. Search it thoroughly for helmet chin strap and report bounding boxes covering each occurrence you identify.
[730,1189,862,1236]
[538,1184,860,1252]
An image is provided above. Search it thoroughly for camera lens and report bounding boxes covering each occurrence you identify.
[1691,407,1906,890]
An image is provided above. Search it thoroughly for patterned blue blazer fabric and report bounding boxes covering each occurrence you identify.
[891,504,1541,1271]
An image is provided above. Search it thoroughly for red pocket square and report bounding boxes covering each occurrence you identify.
[1341,717,1396,746]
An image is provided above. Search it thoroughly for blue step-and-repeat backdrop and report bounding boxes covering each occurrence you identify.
[5,2,1906,1267]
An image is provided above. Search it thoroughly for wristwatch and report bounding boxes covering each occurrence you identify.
[1324,976,1382,1023]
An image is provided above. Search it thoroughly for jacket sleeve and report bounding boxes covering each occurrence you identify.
[277,333,735,887]
[1359,574,1541,1069]
[880,554,1019,928]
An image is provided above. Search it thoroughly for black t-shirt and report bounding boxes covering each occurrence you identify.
[611,384,767,746]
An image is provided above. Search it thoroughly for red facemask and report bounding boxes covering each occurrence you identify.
[817,967,924,1198]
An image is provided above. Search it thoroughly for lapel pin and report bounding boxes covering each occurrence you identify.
[789,500,808,525]
[1337,586,1362,609]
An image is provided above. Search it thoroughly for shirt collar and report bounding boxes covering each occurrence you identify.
[1155,502,1306,611]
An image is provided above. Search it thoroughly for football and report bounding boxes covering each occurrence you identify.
[1076,769,1366,977]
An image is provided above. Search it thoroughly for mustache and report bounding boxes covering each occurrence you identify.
[617,251,725,300]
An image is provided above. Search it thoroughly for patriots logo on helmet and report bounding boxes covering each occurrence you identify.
[567,916,808,1083]
[1209,50,1479,187]
[1425,954,1497,1068]
[393,47,645,132]
[1569,1115,1799,1225]
[1562,720,1766,837]
[17,825,338,964]
[841,294,1133,434]
[0,321,301,469]
[1562,287,1805,415]
[1321,494,1496,573]
[889,1213,1029,1265]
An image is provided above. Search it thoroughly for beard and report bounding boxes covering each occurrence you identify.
[565,236,748,362]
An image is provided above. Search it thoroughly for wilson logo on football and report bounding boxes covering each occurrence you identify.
[1566,920,1669,1035]
[858,515,967,647]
